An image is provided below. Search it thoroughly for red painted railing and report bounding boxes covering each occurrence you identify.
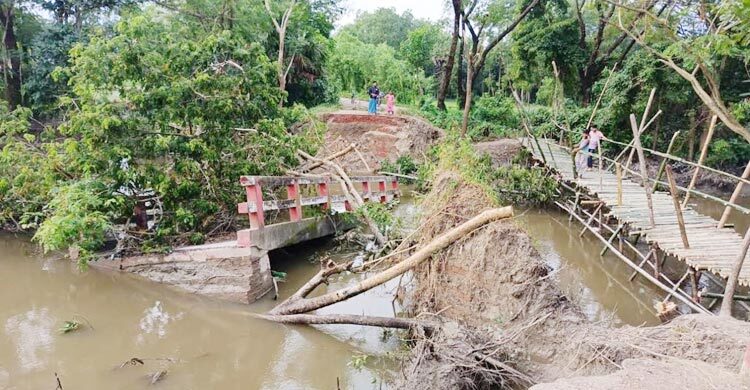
[237,175,399,247]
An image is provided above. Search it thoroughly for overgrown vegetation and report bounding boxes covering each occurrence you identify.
[1,0,748,263]
[0,2,334,262]
[418,133,558,206]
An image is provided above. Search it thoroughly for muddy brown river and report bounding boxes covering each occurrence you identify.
[2,191,749,388]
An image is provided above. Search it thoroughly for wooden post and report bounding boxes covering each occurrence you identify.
[689,267,699,301]
[652,131,681,193]
[287,179,302,222]
[682,115,717,209]
[246,180,265,229]
[720,225,750,317]
[665,165,690,249]
[629,114,656,228]
[570,192,580,222]
[362,180,370,202]
[616,163,623,206]
[545,137,557,167]
[378,180,387,203]
[718,160,750,228]
[598,143,603,191]
[317,178,331,210]
[654,250,663,278]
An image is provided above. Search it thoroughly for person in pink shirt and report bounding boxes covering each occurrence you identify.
[386,91,396,115]
[586,125,607,170]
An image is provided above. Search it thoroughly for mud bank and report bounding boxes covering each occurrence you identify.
[399,170,750,389]
[318,112,442,171]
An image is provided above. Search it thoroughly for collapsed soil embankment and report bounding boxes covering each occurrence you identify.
[317,112,442,171]
[399,169,750,389]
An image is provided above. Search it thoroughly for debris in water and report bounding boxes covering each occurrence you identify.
[54,372,63,389]
[352,253,365,269]
[148,370,168,385]
[271,270,287,281]
[655,301,679,322]
[118,357,145,369]
[58,320,80,334]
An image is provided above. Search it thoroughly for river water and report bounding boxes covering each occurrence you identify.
[2,191,749,388]
[0,235,399,389]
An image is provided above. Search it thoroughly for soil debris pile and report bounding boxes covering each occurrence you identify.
[318,113,442,172]
[398,168,750,389]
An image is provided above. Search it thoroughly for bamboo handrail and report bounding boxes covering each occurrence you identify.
[554,126,750,187]
[535,138,750,215]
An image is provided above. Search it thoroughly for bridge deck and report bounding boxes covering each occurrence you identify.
[525,138,750,287]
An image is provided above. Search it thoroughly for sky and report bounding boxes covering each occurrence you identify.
[338,0,448,27]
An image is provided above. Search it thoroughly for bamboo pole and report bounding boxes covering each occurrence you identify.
[639,88,657,132]
[512,89,546,164]
[720,226,750,317]
[665,165,690,249]
[652,131,681,193]
[629,248,655,281]
[663,269,691,303]
[601,224,625,256]
[616,163,623,206]
[558,201,710,314]
[559,124,750,187]
[598,143,603,190]
[623,111,663,176]
[701,291,750,302]
[682,115,717,209]
[630,114,656,227]
[718,160,750,228]
[586,64,617,130]
[579,203,604,237]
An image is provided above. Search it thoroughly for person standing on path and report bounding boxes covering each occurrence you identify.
[587,125,607,170]
[386,91,395,115]
[367,82,380,115]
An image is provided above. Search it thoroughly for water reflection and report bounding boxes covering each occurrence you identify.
[4,308,55,372]
[137,301,184,343]
[0,233,394,389]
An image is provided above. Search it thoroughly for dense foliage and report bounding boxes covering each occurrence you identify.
[1,0,749,261]
[0,2,329,263]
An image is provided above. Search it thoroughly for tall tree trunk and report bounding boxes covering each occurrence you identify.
[265,0,296,108]
[579,70,594,106]
[436,0,461,111]
[687,111,697,161]
[456,36,466,110]
[460,56,474,137]
[0,4,21,109]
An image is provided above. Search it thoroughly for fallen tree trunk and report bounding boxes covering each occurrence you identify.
[269,207,513,315]
[298,143,355,173]
[257,313,431,330]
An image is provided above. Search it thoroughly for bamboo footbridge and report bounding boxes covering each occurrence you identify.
[521,136,750,316]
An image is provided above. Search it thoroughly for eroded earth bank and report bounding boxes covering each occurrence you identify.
[395,156,750,389]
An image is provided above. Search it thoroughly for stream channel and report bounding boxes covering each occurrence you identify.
[1,189,748,389]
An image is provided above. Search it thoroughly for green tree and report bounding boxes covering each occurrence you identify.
[339,7,422,50]
[327,32,429,104]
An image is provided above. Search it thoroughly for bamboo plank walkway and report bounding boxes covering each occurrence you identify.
[524,138,750,287]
